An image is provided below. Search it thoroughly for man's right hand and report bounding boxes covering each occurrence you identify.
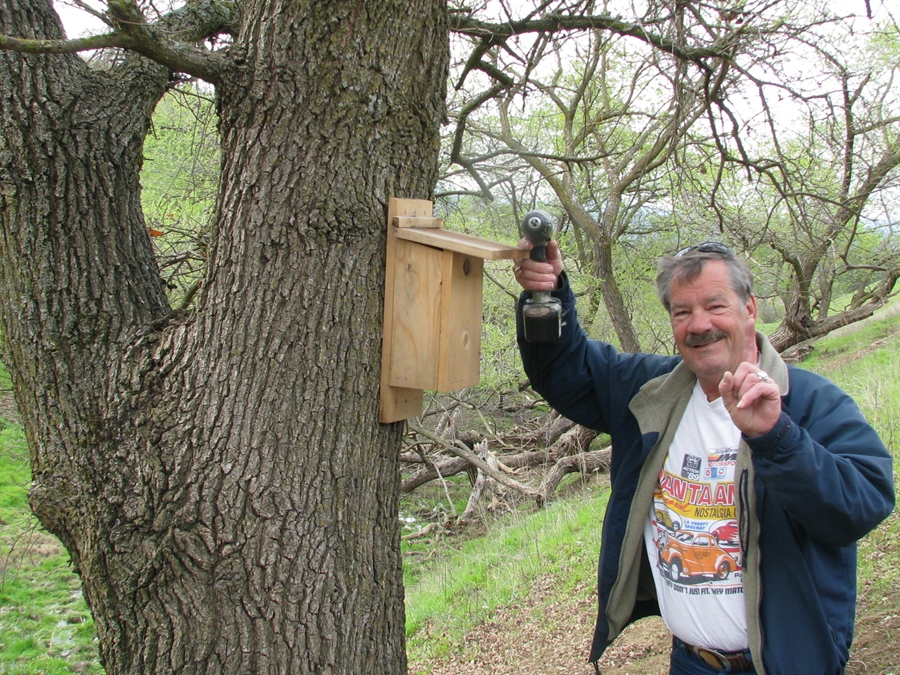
[513,239,563,291]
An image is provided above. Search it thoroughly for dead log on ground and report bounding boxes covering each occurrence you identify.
[401,420,601,495]
[407,423,540,501]
[547,423,598,458]
[538,448,612,505]
[400,450,551,493]
[460,440,499,522]
[401,521,442,541]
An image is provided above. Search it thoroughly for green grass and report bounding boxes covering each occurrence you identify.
[0,423,103,675]
[404,486,607,657]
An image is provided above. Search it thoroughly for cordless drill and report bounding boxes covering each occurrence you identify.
[519,210,562,343]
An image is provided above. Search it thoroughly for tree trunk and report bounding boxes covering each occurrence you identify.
[592,237,642,353]
[0,1,449,674]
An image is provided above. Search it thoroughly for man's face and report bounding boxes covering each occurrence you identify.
[669,259,758,398]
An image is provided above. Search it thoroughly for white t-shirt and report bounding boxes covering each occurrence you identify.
[642,381,748,651]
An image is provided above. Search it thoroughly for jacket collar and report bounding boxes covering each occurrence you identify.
[758,331,789,395]
[629,331,788,434]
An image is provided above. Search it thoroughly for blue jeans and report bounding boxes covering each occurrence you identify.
[669,637,756,675]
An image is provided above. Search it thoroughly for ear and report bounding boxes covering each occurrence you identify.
[744,294,758,321]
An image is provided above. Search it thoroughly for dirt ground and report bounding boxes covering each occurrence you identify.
[408,572,669,675]
[409,566,899,675]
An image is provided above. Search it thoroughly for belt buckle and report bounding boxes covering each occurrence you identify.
[696,647,731,670]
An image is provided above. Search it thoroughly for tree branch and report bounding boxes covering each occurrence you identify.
[105,0,229,83]
[408,423,540,500]
[449,13,731,69]
[0,0,238,84]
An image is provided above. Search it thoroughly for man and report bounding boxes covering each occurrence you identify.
[513,240,895,675]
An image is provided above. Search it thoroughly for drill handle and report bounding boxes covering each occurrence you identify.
[530,243,548,262]
[518,209,561,342]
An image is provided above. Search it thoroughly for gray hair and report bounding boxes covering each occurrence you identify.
[656,249,754,313]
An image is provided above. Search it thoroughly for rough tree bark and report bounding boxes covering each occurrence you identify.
[0,1,448,674]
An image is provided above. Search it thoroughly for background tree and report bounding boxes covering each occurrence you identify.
[444,0,804,351]
[444,0,900,353]
[699,16,900,351]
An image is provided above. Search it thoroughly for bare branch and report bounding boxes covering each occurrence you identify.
[449,13,729,69]
[0,30,132,54]
[407,422,540,500]
[0,0,238,84]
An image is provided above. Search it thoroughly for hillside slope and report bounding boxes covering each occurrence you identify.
[408,309,900,675]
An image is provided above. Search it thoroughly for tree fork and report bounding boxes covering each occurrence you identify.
[1,0,449,673]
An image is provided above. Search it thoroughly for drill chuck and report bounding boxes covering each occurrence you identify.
[520,210,553,262]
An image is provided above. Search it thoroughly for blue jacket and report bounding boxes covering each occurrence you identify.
[517,277,895,675]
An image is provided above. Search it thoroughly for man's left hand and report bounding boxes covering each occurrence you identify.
[718,363,782,437]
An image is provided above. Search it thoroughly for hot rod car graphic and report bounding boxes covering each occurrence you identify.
[658,529,740,582]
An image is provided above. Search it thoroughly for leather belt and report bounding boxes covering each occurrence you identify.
[676,637,754,672]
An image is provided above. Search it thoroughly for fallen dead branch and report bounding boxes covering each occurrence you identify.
[460,440,497,522]
[400,450,551,493]
[407,423,540,500]
[538,448,612,505]
[404,415,611,511]
[401,521,442,541]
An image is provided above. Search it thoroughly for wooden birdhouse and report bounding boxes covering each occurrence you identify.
[379,197,526,423]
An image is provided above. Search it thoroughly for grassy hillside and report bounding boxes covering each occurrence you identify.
[0,307,897,673]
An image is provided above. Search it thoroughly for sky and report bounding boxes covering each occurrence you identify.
[53,1,107,38]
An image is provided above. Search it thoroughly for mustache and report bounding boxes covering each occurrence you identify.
[683,329,728,347]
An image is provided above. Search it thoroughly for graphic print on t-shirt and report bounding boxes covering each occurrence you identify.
[681,453,701,481]
[643,381,748,651]
[650,447,742,586]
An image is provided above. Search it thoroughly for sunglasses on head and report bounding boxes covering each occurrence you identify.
[674,241,734,258]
